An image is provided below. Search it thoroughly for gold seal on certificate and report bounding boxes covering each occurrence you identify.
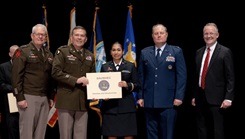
[86,72,122,99]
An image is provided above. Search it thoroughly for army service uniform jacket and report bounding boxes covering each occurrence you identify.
[52,45,95,111]
[12,42,54,102]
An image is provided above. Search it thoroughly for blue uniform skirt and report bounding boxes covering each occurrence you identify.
[101,112,137,137]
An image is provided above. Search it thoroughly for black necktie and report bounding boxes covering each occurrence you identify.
[116,64,119,70]
[156,48,161,63]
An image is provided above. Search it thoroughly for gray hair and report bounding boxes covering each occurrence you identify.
[9,45,19,52]
[203,23,219,33]
[32,24,48,34]
[152,23,167,33]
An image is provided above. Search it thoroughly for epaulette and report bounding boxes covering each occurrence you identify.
[56,45,67,55]
[171,45,180,49]
[58,45,67,49]
[20,45,28,48]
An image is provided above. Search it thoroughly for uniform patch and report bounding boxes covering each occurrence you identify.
[166,55,175,62]
[56,50,60,55]
[48,58,53,61]
[122,70,131,73]
[86,56,92,61]
[107,67,113,71]
[67,55,77,61]
[15,49,21,58]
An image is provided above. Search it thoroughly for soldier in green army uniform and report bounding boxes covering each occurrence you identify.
[11,24,55,139]
[52,26,95,139]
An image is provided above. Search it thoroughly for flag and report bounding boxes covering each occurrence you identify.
[68,7,76,45]
[47,96,58,128]
[42,5,50,49]
[89,7,106,126]
[123,5,138,107]
[42,4,58,127]
[89,7,106,72]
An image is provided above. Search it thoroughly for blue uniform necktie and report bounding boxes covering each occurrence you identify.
[156,48,161,63]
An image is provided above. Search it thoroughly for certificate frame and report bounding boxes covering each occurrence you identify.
[7,93,18,113]
[86,72,122,99]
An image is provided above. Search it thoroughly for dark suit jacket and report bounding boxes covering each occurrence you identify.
[138,44,187,108]
[193,43,235,105]
[100,59,140,114]
[0,61,13,113]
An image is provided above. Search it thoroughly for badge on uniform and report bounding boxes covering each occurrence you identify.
[67,55,77,61]
[122,70,131,73]
[168,65,173,70]
[107,67,113,71]
[48,58,53,61]
[56,50,60,55]
[86,56,92,61]
[166,55,175,62]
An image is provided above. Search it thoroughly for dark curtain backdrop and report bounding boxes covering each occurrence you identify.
[1,0,244,139]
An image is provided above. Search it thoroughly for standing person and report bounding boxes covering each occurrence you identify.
[11,24,55,139]
[52,26,95,139]
[137,23,187,139]
[100,42,140,139]
[191,23,235,139]
[0,45,19,139]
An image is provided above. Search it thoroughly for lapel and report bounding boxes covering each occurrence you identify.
[7,61,12,82]
[118,59,127,71]
[69,45,84,62]
[107,61,117,71]
[159,45,170,65]
[30,46,43,62]
[197,47,206,71]
[148,46,157,66]
[150,44,170,66]
[42,48,50,62]
[207,43,220,71]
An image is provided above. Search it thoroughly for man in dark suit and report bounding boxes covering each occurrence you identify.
[191,23,235,139]
[0,45,19,139]
[137,24,187,139]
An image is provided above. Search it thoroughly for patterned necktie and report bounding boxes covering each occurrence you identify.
[156,48,161,63]
[201,48,210,89]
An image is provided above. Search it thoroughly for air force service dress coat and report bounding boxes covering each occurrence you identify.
[138,44,187,108]
[100,59,140,114]
[52,45,95,111]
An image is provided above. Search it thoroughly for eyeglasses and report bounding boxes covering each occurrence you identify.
[204,32,216,36]
[33,33,46,37]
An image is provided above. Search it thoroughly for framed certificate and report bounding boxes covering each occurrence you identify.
[86,72,122,99]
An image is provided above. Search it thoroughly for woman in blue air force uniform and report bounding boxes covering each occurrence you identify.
[100,41,140,139]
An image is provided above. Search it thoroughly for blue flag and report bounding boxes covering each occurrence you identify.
[89,7,106,126]
[89,7,106,72]
[123,5,138,107]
